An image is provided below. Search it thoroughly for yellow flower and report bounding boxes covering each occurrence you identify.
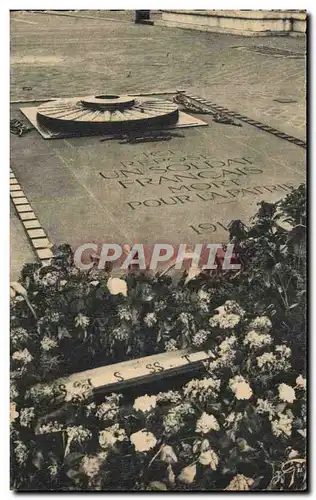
[107,277,127,296]
[196,412,220,433]
[10,402,19,424]
[178,464,196,485]
[130,430,157,452]
[133,395,157,413]
[278,383,296,403]
[229,377,253,400]
[235,381,253,400]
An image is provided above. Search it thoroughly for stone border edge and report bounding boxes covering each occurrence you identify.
[10,168,54,266]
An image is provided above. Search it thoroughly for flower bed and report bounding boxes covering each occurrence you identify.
[10,184,306,490]
[11,308,306,490]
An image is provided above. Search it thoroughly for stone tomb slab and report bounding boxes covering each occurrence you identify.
[10,101,305,251]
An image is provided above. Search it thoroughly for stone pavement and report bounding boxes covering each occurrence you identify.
[10,203,35,281]
[10,98,305,252]
[10,10,306,277]
[11,10,306,139]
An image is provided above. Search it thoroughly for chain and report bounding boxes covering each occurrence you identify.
[173,92,242,127]
[182,93,306,148]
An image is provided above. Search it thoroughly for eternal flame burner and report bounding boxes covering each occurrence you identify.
[36,94,179,134]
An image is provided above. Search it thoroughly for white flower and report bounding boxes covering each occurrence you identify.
[69,267,80,277]
[19,407,35,427]
[184,377,220,402]
[256,352,277,369]
[112,325,130,342]
[26,382,56,401]
[156,390,182,404]
[144,312,157,327]
[41,272,59,286]
[130,430,157,452]
[192,330,208,347]
[219,335,237,353]
[275,345,291,358]
[117,306,132,321]
[85,402,97,416]
[296,375,306,390]
[107,277,127,296]
[11,366,27,380]
[12,348,33,364]
[196,412,220,434]
[243,330,273,349]
[224,412,243,427]
[155,300,167,312]
[209,313,240,329]
[256,399,275,420]
[249,316,272,333]
[229,376,253,400]
[278,384,296,403]
[179,312,193,326]
[64,425,92,455]
[141,283,154,301]
[165,339,178,351]
[133,394,157,413]
[11,327,29,348]
[178,464,196,484]
[99,424,127,449]
[160,445,178,464]
[207,338,237,370]
[64,380,93,403]
[49,312,61,323]
[40,337,58,351]
[66,425,92,443]
[197,290,212,311]
[198,448,219,470]
[271,413,292,437]
[96,401,119,421]
[14,440,28,465]
[74,313,90,328]
[198,289,211,301]
[163,403,194,435]
[224,301,245,316]
[99,429,116,449]
[38,421,63,434]
[81,454,106,478]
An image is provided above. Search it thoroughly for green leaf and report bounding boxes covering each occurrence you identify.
[66,468,81,481]
[64,452,85,467]
[32,450,45,470]
[58,326,72,340]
